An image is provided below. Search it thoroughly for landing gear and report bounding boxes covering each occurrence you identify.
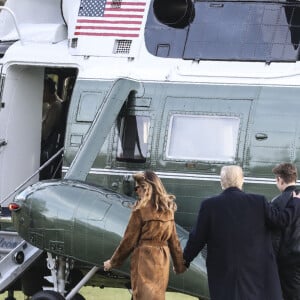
[4,290,16,300]
[45,253,68,295]
[31,253,88,300]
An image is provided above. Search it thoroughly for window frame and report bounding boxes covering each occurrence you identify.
[115,112,152,164]
[164,112,241,163]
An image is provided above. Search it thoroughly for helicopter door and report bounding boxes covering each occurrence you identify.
[0,66,44,207]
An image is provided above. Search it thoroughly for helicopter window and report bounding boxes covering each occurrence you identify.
[116,115,150,163]
[166,115,240,161]
[146,1,300,62]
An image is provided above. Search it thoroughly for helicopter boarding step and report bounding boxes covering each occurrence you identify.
[0,229,43,292]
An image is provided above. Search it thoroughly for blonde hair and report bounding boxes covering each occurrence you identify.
[220,165,244,190]
[133,170,177,212]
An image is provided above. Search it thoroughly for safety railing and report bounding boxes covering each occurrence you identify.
[0,147,64,206]
[0,6,23,45]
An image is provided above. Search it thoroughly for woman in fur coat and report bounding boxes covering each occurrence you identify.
[103,170,186,300]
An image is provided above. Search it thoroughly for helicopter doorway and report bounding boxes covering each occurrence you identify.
[0,65,77,207]
[39,68,77,180]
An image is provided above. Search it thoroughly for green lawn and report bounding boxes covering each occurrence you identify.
[0,287,197,299]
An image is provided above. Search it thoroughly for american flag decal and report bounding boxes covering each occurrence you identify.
[75,0,146,38]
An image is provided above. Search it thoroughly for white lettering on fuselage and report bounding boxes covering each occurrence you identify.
[0,237,19,249]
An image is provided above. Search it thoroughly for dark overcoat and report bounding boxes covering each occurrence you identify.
[271,185,300,299]
[183,187,300,300]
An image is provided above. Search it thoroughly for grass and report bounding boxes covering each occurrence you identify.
[0,287,197,299]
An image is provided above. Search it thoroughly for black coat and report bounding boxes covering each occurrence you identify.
[271,185,300,299]
[271,185,300,259]
[183,187,300,300]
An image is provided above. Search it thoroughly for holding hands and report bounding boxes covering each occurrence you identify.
[172,259,187,274]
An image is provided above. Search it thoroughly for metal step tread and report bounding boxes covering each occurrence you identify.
[0,230,18,235]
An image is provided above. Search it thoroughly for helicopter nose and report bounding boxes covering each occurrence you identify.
[9,179,134,263]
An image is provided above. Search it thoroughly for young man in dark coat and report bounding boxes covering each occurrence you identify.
[183,165,300,300]
[271,163,300,300]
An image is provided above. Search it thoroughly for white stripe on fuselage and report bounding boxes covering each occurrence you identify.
[62,167,280,185]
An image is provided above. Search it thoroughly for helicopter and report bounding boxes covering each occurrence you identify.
[1,0,300,299]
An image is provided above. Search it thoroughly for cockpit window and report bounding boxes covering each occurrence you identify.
[146,1,300,62]
[166,114,240,161]
[116,115,150,163]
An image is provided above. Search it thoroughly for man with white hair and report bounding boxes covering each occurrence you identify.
[183,165,300,300]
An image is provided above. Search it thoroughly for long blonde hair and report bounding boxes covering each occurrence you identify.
[133,170,177,212]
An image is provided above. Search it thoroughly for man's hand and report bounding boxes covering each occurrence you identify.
[293,191,300,198]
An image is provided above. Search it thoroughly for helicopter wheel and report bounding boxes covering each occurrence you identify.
[31,290,65,300]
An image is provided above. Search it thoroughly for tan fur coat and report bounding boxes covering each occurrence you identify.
[110,203,185,300]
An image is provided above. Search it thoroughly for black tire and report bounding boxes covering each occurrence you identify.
[31,290,65,300]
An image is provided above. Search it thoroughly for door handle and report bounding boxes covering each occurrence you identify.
[0,139,7,148]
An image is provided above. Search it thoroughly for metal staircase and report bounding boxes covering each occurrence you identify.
[0,218,43,292]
